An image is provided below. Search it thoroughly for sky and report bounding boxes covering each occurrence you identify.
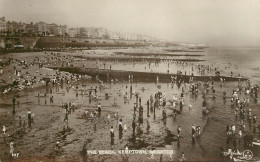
[0,0,260,46]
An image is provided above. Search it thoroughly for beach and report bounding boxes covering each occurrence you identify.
[0,46,260,161]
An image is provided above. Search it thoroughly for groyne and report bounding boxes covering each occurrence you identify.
[49,67,247,82]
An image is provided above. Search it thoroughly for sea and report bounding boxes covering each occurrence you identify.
[169,46,260,161]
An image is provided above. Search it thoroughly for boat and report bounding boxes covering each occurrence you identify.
[252,141,260,146]
[233,157,258,162]
[222,151,243,158]
[233,157,246,162]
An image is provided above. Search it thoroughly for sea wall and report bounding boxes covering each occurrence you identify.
[0,36,38,50]
[0,36,159,51]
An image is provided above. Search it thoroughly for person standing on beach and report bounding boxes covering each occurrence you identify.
[180,152,185,161]
[231,125,235,134]
[139,105,143,124]
[3,125,6,135]
[124,124,127,133]
[135,94,138,107]
[134,103,137,115]
[132,119,136,136]
[28,109,32,127]
[97,103,101,117]
[238,129,242,140]
[130,84,132,94]
[196,126,201,136]
[223,91,226,100]
[12,97,16,114]
[154,100,156,119]
[189,104,192,112]
[177,126,181,139]
[253,115,257,124]
[162,107,166,122]
[254,86,258,98]
[147,100,150,117]
[107,114,111,128]
[203,99,206,108]
[10,142,14,156]
[19,115,22,127]
[233,139,237,150]
[180,99,183,111]
[17,93,20,108]
[119,121,123,140]
[213,88,216,98]
[192,124,196,138]
[110,126,115,145]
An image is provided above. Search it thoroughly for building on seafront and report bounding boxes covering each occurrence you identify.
[0,16,165,50]
[0,16,159,41]
[0,17,7,35]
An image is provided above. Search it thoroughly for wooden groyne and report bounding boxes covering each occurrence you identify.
[114,52,205,57]
[164,49,205,52]
[49,67,247,83]
[74,55,205,62]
